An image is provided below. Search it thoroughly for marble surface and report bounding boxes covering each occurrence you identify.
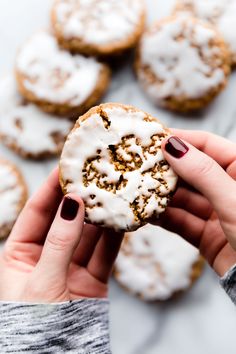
[0,0,235,353]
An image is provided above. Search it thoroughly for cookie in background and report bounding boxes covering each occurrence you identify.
[135,16,231,113]
[15,30,111,117]
[51,0,146,57]
[0,76,73,160]
[0,158,27,240]
[114,224,204,301]
[174,0,236,66]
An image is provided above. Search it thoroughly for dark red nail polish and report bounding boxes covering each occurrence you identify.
[61,197,79,221]
[165,136,189,158]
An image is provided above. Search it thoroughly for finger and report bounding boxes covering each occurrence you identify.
[171,187,212,220]
[162,208,236,276]
[72,224,102,266]
[226,160,236,179]
[163,136,236,224]
[159,207,205,248]
[171,129,236,169]
[36,194,85,279]
[87,230,124,283]
[8,168,62,245]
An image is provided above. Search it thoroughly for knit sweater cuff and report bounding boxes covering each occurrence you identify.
[0,298,111,353]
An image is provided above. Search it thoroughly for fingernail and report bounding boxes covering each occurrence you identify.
[61,197,79,221]
[165,136,189,158]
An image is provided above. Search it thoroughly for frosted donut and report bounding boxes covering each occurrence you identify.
[136,16,231,113]
[59,103,178,232]
[15,30,111,117]
[114,224,204,301]
[174,0,236,66]
[51,0,146,56]
[0,76,73,160]
[0,159,27,239]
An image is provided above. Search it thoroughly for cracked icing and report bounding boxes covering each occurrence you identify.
[60,104,177,232]
[115,224,200,301]
[0,159,27,237]
[52,0,145,45]
[0,76,72,157]
[175,0,236,62]
[137,16,228,104]
[16,30,102,106]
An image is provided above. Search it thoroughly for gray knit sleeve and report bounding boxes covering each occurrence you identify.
[220,264,236,305]
[0,298,111,353]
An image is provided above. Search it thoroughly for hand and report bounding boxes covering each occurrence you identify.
[160,130,236,277]
[0,169,123,303]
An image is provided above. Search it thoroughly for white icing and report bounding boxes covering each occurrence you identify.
[176,0,236,58]
[115,224,200,301]
[16,30,102,105]
[139,17,226,103]
[60,105,177,231]
[53,0,144,45]
[0,161,24,227]
[0,76,72,155]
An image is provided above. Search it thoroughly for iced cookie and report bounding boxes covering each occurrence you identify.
[0,76,73,160]
[174,0,236,66]
[136,16,231,113]
[60,103,178,232]
[15,30,111,117]
[0,159,27,239]
[114,224,204,301]
[51,0,146,56]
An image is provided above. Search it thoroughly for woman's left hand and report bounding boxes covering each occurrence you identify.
[0,168,123,303]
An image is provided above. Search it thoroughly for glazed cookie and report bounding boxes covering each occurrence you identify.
[174,0,236,65]
[0,76,72,159]
[136,16,231,113]
[114,224,204,301]
[51,0,146,56]
[15,30,111,117]
[0,159,27,239]
[60,103,178,232]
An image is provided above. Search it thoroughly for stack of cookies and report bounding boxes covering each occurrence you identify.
[0,0,147,238]
[0,0,147,161]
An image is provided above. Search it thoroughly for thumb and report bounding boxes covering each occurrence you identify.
[162,136,236,227]
[36,194,85,281]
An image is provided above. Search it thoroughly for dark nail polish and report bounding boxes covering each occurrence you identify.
[165,136,189,158]
[61,197,79,221]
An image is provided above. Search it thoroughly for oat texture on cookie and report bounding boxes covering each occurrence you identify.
[174,0,236,65]
[15,30,110,116]
[51,0,146,55]
[0,159,27,239]
[114,224,203,301]
[0,76,72,159]
[136,16,230,112]
[60,104,177,232]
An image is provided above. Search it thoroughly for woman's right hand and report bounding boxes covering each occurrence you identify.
[160,130,236,277]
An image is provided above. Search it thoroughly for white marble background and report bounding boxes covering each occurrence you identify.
[0,1,235,353]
